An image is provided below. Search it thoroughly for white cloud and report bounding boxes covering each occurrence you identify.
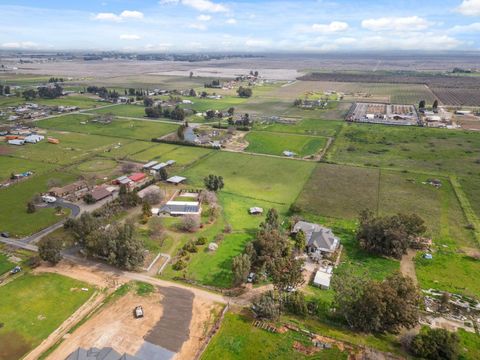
[311,21,349,33]
[93,10,144,22]
[93,12,121,22]
[182,0,228,13]
[226,18,237,24]
[449,22,480,33]
[197,14,212,21]
[119,34,142,40]
[457,0,480,16]
[189,23,207,30]
[1,41,39,49]
[159,0,179,4]
[362,16,432,31]
[119,10,144,20]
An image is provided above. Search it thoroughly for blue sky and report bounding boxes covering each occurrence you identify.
[1,0,480,51]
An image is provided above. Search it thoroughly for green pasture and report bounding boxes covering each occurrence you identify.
[245,131,327,157]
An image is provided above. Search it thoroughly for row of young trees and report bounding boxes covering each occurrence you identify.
[23,84,63,100]
[145,105,185,121]
[0,84,11,95]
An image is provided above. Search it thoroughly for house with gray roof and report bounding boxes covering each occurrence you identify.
[292,221,340,254]
[159,201,200,216]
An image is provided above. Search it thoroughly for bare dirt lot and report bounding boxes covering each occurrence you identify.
[36,261,223,360]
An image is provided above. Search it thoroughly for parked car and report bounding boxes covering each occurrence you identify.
[246,272,256,283]
[41,195,57,203]
[134,306,144,318]
[10,266,21,275]
[0,232,9,238]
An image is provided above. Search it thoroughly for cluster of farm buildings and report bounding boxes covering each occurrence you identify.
[0,102,79,122]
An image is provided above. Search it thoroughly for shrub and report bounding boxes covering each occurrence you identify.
[173,259,187,271]
[196,236,207,245]
[183,240,198,253]
[177,215,200,232]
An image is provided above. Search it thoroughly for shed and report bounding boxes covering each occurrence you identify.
[313,270,332,289]
[166,176,186,184]
[249,207,264,215]
[424,253,433,260]
[90,187,112,202]
[166,160,176,166]
[24,134,44,143]
[8,139,25,146]
[159,201,200,216]
[208,243,218,252]
[142,160,158,170]
[283,150,295,157]
[151,163,167,172]
[128,173,146,183]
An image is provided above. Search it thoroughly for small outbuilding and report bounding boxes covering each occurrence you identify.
[166,176,187,185]
[90,186,112,202]
[142,160,158,170]
[208,243,218,252]
[313,269,333,289]
[249,207,264,215]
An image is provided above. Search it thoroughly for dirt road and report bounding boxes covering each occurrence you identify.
[400,249,418,285]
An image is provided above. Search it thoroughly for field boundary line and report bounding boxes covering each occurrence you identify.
[449,176,480,243]
[193,303,229,360]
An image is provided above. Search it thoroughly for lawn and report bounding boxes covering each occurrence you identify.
[202,313,348,360]
[460,175,480,218]
[7,131,121,165]
[0,156,56,182]
[180,96,247,113]
[0,273,93,360]
[37,113,177,141]
[245,131,327,157]
[76,158,118,173]
[98,140,156,160]
[257,119,342,137]
[35,95,102,109]
[415,248,480,299]
[0,171,77,237]
[0,252,14,275]
[88,104,147,118]
[182,151,315,205]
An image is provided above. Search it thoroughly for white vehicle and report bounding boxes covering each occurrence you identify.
[41,195,57,203]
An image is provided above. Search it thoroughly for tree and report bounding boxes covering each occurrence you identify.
[199,190,217,205]
[65,212,100,244]
[232,254,251,286]
[4,85,10,95]
[227,107,235,117]
[148,217,164,241]
[237,86,253,98]
[269,255,305,293]
[250,227,290,270]
[356,210,426,259]
[143,97,154,107]
[204,174,224,192]
[205,109,216,119]
[22,89,37,100]
[170,106,185,121]
[261,208,280,231]
[253,291,281,320]
[332,271,420,333]
[38,237,63,265]
[83,193,96,204]
[432,99,439,110]
[294,229,306,251]
[121,162,136,173]
[409,328,460,360]
[189,88,197,97]
[419,100,426,109]
[118,185,140,208]
[177,123,186,140]
[145,106,162,118]
[178,215,200,232]
[189,71,194,79]
[143,189,163,205]
[26,201,36,213]
[142,202,152,218]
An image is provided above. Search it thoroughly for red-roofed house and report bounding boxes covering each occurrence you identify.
[129,173,146,183]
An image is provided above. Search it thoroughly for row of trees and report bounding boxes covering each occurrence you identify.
[86,86,120,101]
[0,84,11,95]
[23,84,63,100]
[419,99,439,110]
[145,105,185,121]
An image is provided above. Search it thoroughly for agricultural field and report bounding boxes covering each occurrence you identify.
[430,87,480,106]
[328,123,480,178]
[0,156,56,181]
[37,113,178,141]
[460,176,480,218]
[35,95,103,109]
[245,131,327,157]
[0,171,77,237]
[256,119,342,137]
[88,104,147,118]
[296,163,474,245]
[98,140,157,160]
[0,273,93,360]
[182,151,315,205]
[180,95,247,113]
[7,130,122,165]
